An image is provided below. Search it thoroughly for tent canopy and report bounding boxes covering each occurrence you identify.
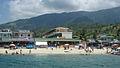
[36,41,48,46]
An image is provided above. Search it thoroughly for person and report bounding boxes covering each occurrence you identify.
[68,45,69,49]
[11,52,15,55]
[20,49,22,54]
[51,46,53,50]
[91,44,94,51]
[106,48,109,53]
[29,49,31,54]
[100,43,103,49]
[85,49,89,55]
[16,51,19,54]
[88,47,92,53]
[5,50,8,54]
[55,43,57,49]
[64,46,66,50]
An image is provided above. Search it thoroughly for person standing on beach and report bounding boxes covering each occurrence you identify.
[29,49,31,54]
[5,50,8,54]
[20,49,22,54]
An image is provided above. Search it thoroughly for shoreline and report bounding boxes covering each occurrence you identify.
[0,48,109,55]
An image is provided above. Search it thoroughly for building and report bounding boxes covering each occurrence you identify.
[97,34,114,43]
[13,30,33,39]
[0,29,34,47]
[0,29,12,42]
[42,27,72,39]
[35,38,80,48]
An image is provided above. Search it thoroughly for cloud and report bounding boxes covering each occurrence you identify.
[9,0,120,20]
[0,14,1,18]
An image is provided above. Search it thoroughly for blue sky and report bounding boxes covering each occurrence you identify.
[0,0,120,24]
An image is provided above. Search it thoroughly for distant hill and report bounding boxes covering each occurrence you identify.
[1,7,120,30]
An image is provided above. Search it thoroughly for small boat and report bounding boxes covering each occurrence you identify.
[111,53,120,55]
[108,47,120,55]
[107,51,120,55]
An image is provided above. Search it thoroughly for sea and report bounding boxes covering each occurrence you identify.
[0,54,120,68]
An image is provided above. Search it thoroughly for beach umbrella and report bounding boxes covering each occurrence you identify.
[9,44,15,47]
[112,44,119,47]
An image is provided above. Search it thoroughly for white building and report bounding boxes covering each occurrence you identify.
[42,27,72,39]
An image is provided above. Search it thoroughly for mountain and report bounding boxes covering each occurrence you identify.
[1,7,120,30]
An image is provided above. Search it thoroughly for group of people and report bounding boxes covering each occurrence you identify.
[5,49,32,55]
[84,46,94,53]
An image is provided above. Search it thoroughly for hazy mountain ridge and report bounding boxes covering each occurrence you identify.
[1,7,120,30]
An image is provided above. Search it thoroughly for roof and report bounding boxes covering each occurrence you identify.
[55,27,69,29]
[98,34,114,38]
[0,38,34,42]
[35,38,80,42]
[97,40,120,43]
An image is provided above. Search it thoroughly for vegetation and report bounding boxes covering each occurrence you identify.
[33,22,120,41]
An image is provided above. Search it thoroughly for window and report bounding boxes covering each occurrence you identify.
[15,33,18,36]
[21,34,23,37]
[4,34,6,37]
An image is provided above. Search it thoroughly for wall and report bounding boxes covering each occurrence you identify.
[61,32,72,39]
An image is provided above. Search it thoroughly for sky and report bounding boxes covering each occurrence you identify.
[0,0,120,24]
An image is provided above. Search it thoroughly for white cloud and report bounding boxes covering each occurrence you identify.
[9,0,120,20]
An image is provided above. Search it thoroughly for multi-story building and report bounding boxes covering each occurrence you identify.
[13,30,33,39]
[0,29,12,41]
[0,29,34,42]
[42,27,72,39]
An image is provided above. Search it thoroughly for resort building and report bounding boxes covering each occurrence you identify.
[13,30,33,39]
[42,27,72,39]
[35,27,80,48]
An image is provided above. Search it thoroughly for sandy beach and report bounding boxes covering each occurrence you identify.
[0,47,110,55]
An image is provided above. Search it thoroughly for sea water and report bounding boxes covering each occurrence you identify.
[0,54,120,68]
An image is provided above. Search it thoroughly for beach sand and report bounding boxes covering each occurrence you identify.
[0,47,110,55]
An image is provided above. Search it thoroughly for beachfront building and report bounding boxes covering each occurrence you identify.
[97,34,114,43]
[12,30,34,47]
[35,27,80,48]
[0,29,12,41]
[35,38,80,48]
[42,27,72,39]
[0,29,34,47]
[13,30,33,39]
[97,34,116,46]
[0,29,12,46]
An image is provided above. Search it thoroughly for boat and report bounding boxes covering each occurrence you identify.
[107,50,120,55]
